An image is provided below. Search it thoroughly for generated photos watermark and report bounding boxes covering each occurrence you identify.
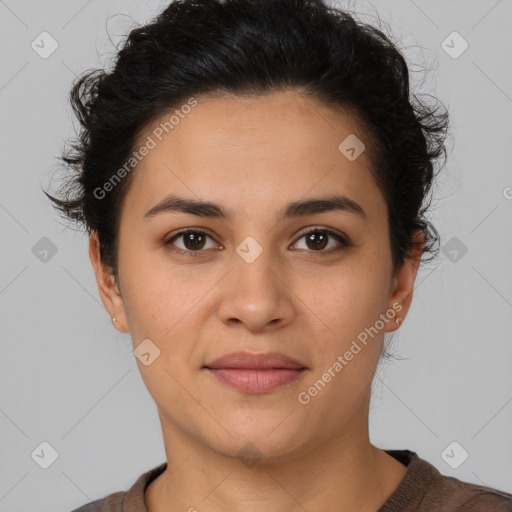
[93,97,198,200]
[297,301,403,405]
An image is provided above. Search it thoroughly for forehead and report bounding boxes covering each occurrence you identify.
[121,90,386,223]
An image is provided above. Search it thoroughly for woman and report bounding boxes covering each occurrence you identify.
[46,0,512,510]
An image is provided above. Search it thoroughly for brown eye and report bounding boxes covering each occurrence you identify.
[292,228,351,254]
[304,231,328,250]
[164,229,218,255]
[182,231,207,250]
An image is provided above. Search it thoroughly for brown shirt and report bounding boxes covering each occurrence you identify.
[70,450,512,511]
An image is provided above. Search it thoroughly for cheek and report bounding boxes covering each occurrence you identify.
[307,260,390,330]
[118,248,186,329]
[119,252,212,365]
[295,258,391,386]
[120,276,165,340]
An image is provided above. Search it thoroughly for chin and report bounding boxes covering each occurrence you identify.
[203,414,309,465]
[211,436,306,467]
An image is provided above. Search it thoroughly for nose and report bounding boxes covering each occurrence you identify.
[217,242,296,332]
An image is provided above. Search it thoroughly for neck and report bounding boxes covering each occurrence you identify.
[146,397,407,512]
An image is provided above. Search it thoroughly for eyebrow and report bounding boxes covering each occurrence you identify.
[143,194,367,222]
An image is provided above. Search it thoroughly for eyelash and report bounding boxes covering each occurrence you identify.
[163,227,352,258]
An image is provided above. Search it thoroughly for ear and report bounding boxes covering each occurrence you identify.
[386,229,425,332]
[89,231,129,332]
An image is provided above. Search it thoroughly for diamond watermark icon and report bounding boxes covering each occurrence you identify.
[441,31,468,60]
[237,442,263,467]
[32,237,58,263]
[31,441,59,469]
[236,236,263,263]
[338,134,365,161]
[441,441,469,469]
[134,338,161,366]
[31,32,59,59]
[441,236,468,263]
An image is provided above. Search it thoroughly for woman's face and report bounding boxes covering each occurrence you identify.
[91,89,421,462]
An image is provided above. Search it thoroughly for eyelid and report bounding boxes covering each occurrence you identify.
[294,225,347,240]
[291,226,351,253]
[163,227,221,255]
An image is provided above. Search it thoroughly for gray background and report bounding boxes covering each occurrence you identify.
[0,0,511,510]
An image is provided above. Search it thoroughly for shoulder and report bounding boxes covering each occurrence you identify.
[67,461,167,512]
[382,450,512,511]
[69,490,126,512]
[425,471,512,511]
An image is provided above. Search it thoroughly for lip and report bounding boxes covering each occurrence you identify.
[203,351,308,394]
[204,351,307,370]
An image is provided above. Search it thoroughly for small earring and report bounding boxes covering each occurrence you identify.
[112,317,116,324]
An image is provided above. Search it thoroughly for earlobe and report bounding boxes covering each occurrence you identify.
[88,231,129,332]
[111,315,128,333]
